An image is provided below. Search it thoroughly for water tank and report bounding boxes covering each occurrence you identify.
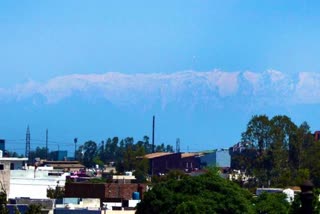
[132,192,140,200]
[125,171,133,176]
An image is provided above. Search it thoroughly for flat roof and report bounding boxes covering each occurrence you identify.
[43,161,80,164]
[44,164,84,168]
[0,157,28,161]
[112,175,136,180]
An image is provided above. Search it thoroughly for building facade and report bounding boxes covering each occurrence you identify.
[200,149,231,168]
[0,157,28,199]
[142,152,201,175]
[0,139,5,152]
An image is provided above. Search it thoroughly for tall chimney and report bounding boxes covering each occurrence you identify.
[152,116,155,153]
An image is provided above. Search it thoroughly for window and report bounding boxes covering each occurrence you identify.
[10,163,14,170]
[0,164,4,170]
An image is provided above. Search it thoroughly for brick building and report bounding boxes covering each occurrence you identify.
[65,182,147,202]
[143,152,201,175]
[314,131,320,141]
[180,153,201,172]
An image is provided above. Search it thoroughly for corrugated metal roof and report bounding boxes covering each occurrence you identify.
[181,153,203,158]
[143,152,173,159]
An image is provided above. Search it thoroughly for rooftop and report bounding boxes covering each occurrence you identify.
[181,153,203,158]
[143,152,173,159]
[0,157,28,161]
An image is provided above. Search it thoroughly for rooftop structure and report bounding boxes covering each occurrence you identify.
[9,167,70,199]
[41,160,85,171]
[0,156,28,199]
[140,152,201,175]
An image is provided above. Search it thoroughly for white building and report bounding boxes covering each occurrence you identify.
[0,156,28,197]
[9,167,70,199]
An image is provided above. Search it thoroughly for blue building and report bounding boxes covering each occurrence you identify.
[200,149,231,168]
[50,150,68,161]
[0,139,5,152]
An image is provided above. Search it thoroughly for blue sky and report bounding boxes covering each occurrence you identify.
[1,1,320,155]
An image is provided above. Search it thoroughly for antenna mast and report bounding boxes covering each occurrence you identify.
[176,138,180,153]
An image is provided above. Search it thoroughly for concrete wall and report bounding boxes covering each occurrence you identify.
[0,161,10,196]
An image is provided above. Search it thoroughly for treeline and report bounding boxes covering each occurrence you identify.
[27,136,173,175]
[232,115,320,187]
[137,168,304,214]
[75,136,173,169]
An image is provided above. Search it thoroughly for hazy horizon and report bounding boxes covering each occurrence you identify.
[1,1,320,156]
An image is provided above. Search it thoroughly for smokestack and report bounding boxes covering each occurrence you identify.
[152,115,155,153]
[46,129,48,159]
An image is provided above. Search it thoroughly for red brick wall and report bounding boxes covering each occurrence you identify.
[65,183,147,200]
[65,183,105,198]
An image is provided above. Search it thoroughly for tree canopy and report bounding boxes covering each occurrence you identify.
[235,115,320,187]
[136,169,255,214]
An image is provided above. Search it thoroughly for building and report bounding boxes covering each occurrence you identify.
[0,139,5,152]
[141,152,201,175]
[112,172,136,184]
[9,166,70,199]
[180,153,201,172]
[50,150,68,161]
[8,198,54,213]
[200,149,231,168]
[143,152,181,175]
[0,156,28,198]
[314,131,320,141]
[65,182,147,202]
[41,160,85,172]
[231,141,252,153]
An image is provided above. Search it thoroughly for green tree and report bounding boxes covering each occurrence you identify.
[136,169,255,214]
[47,186,64,199]
[303,140,320,187]
[143,136,152,153]
[13,205,21,214]
[0,191,8,214]
[241,115,307,187]
[134,142,149,182]
[254,192,290,214]
[29,146,48,161]
[25,204,42,214]
[98,140,105,163]
[81,141,98,167]
[241,115,272,187]
[165,144,174,152]
[268,115,297,186]
[123,137,135,171]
